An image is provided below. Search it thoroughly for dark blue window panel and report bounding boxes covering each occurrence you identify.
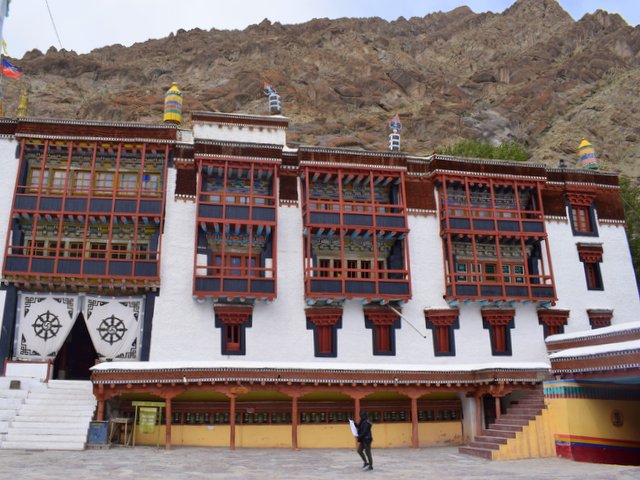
[252,207,275,222]
[223,278,248,292]
[345,280,375,294]
[4,256,29,272]
[31,258,55,273]
[15,195,37,210]
[455,285,478,296]
[64,198,87,212]
[523,221,544,233]
[449,218,471,229]
[39,197,63,211]
[343,214,373,226]
[472,219,495,231]
[480,285,504,297]
[310,279,342,293]
[109,261,133,276]
[83,260,106,275]
[505,286,528,297]
[250,279,275,294]
[376,215,405,228]
[195,277,220,292]
[309,212,340,225]
[199,204,223,218]
[497,220,520,232]
[89,199,112,213]
[226,206,250,220]
[57,259,81,274]
[134,262,158,277]
[531,286,554,298]
[379,281,410,295]
[139,200,162,215]
[114,199,137,213]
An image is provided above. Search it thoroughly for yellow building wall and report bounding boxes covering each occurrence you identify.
[418,422,463,446]
[547,397,640,442]
[298,424,357,448]
[237,425,291,448]
[134,425,230,447]
[133,422,463,448]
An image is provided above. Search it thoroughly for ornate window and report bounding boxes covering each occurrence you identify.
[587,309,613,329]
[424,308,460,356]
[567,192,598,236]
[537,309,569,337]
[306,308,342,357]
[577,244,604,290]
[214,306,253,355]
[364,307,401,355]
[481,309,515,356]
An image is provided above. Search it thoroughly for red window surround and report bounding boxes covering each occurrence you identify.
[537,309,570,337]
[214,306,253,355]
[305,308,343,357]
[566,192,597,235]
[424,308,460,356]
[481,309,515,356]
[587,309,613,329]
[577,244,604,290]
[363,307,400,355]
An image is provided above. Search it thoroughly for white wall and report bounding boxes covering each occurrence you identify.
[0,138,18,349]
[546,215,640,332]
[193,121,286,145]
[149,168,218,360]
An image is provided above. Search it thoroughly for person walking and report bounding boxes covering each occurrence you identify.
[356,411,373,470]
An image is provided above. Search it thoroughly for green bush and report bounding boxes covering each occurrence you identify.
[439,139,529,162]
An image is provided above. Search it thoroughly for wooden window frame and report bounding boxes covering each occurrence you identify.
[364,307,401,356]
[306,308,342,358]
[587,309,613,329]
[424,309,460,356]
[537,309,570,337]
[577,244,604,291]
[214,306,253,356]
[567,192,598,237]
[481,309,515,356]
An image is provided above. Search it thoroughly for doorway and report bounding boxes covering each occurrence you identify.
[53,313,98,380]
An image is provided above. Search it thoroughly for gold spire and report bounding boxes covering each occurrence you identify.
[17,89,28,117]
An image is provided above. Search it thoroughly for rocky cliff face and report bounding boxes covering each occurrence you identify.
[4,0,640,177]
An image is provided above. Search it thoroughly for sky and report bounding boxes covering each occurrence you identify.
[2,0,639,60]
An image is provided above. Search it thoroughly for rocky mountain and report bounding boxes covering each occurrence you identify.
[4,0,640,178]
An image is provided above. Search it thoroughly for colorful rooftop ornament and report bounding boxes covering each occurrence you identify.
[263,83,281,114]
[163,82,183,124]
[388,114,402,151]
[578,138,598,170]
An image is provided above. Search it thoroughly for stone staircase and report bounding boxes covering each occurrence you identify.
[459,386,552,460]
[0,377,33,445]
[0,379,96,451]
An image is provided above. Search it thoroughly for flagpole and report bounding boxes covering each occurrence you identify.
[0,0,7,117]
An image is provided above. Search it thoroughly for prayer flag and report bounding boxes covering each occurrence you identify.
[1,57,22,78]
[2,39,6,55]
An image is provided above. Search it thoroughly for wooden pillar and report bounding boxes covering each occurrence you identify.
[494,396,501,420]
[291,396,298,450]
[96,399,105,421]
[165,398,172,450]
[475,396,483,435]
[354,396,361,422]
[411,396,419,448]
[230,395,236,450]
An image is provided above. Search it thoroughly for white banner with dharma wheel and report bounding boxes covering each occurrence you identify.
[16,293,80,360]
[83,295,144,361]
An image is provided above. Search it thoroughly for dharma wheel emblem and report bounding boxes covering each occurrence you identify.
[32,311,62,341]
[97,315,127,345]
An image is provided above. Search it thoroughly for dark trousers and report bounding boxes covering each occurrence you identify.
[357,441,373,466]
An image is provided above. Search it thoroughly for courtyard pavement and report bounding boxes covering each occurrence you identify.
[0,446,638,480]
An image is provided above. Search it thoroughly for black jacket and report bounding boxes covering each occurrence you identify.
[357,419,373,444]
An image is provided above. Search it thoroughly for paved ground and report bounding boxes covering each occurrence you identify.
[0,446,638,480]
